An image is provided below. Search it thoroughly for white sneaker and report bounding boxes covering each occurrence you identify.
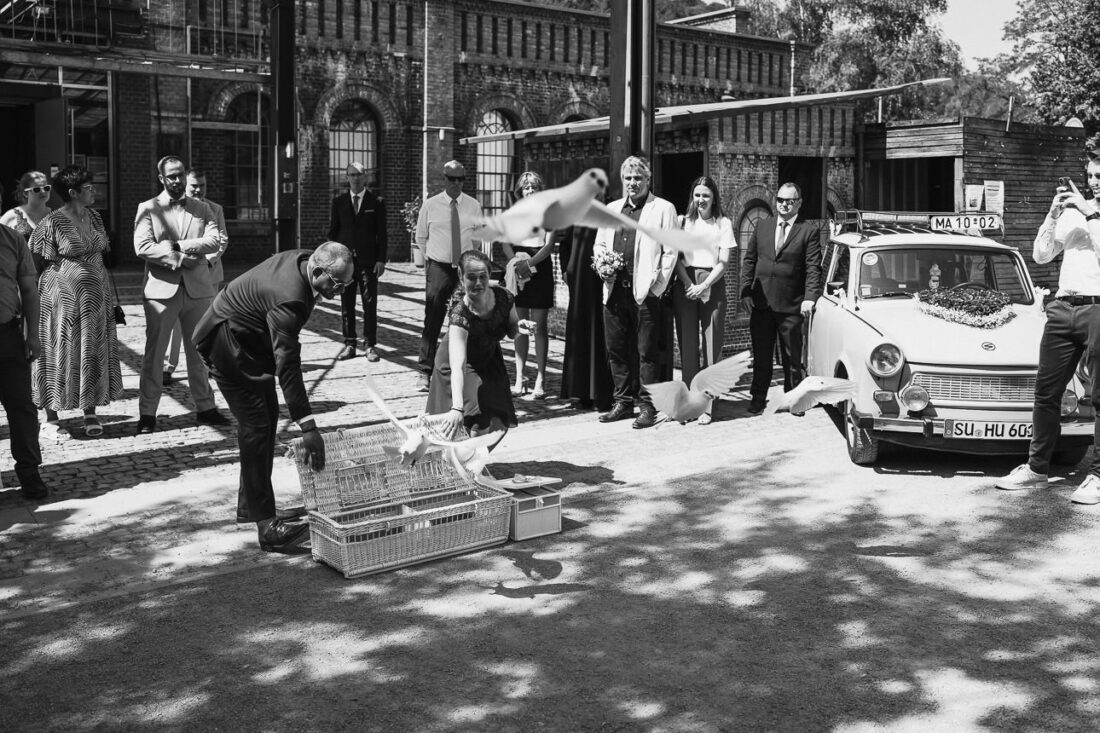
[995,464,1049,491]
[1070,474,1100,505]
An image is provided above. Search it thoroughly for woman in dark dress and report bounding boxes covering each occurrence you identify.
[427,249,535,438]
[559,224,613,411]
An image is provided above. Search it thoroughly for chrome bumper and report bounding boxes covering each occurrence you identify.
[861,415,1094,437]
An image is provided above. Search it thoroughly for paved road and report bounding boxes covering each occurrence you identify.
[2,263,1099,731]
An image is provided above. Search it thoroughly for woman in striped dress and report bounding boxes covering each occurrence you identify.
[28,166,123,437]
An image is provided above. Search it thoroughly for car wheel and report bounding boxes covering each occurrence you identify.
[843,400,879,465]
[1052,443,1090,466]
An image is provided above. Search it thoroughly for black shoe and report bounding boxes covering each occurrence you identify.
[747,397,766,415]
[599,403,634,423]
[237,506,307,524]
[336,345,356,361]
[365,347,380,363]
[258,518,310,553]
[633,407,659,430]
[162,370,174,385]
[196,408,230,426]
[416,374,430,393]
[20,475,49,501]
[136,414,157,434]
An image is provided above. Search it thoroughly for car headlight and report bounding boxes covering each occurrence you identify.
[898,384,929,411]
[868,343,904,377]
[1062,390,1079,416]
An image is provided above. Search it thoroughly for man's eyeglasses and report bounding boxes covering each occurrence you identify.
[24,185,51,194]
[324,271,351,291]
[776,197,800,205]
[445,175,465,182]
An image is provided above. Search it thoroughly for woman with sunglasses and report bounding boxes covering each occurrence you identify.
[1,171,53,242]
[27,165,123,438]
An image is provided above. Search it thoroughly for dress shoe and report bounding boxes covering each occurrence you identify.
[632,407,659,430]
[258,518,310,554]
[598,403,634,423]
[747,397,766,415]
[365,346,380,363]
[196,408,230,426]
[238,506,307,524]
[136,414,157,434]
[336,344,356,361]
[20,474,49,501]
[162,370,175,385]
[416,374,431,393]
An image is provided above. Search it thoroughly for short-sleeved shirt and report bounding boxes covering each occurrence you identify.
[0,224,35,323]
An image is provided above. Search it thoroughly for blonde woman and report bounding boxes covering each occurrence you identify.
[1,170,53,242]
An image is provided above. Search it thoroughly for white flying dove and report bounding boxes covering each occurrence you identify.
[765,376,857,416]
[473,168,716,255]
[644,351,752,423]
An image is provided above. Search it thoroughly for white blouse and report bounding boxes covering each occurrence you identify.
[682,215,735,269]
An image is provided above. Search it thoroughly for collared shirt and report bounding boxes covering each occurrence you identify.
[682,216,735,268]
[0,224,35,323]
[415,191,482,264]
[1034,208,1100,296]
[616,198,644,275]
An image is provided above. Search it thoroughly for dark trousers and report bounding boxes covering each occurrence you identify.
[672,272,726,386]
[749,307,805,397]
[603,281,666,410]
[199,325,278,522]
[340,265,379,347]
[0,323,42,482]
[1029,300,1100,475]
[417,259,459,375]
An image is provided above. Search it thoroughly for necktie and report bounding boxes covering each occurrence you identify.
[352,194,360,214]
[450,198,462,265]
[777,220,788,252]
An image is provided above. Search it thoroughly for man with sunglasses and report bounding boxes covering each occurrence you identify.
[413,160,483,392]
[739,182,823,414]
[194,241,354,554]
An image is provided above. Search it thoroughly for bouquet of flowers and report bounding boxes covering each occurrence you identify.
[591,249,625,281]
[915,287,1016,329]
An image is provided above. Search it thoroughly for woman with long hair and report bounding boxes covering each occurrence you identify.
[672,175,735,424]
[0,171,53,242]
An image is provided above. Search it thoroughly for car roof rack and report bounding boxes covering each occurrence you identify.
[834,210,1004,240]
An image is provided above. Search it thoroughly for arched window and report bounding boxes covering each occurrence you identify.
[223,91,270,221]
[738,203,771,264]
[329,99,379,194]
[474,109,515,216]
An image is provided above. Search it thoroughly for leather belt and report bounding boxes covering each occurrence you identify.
[1057,295,1100,305]
[427,258,457,269]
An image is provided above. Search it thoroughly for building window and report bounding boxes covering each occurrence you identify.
[739,203,771,265]
[474,109,515,217]
[329,99,379,194]
[223,91,269,221]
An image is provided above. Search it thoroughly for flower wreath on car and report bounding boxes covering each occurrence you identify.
[914,287,1016,329]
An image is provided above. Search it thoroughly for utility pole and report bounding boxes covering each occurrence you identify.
[271,0,298,252]
[608,0,655,195]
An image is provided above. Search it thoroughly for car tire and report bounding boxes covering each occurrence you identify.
[1052,444,1090,466]
[844,401,879,465]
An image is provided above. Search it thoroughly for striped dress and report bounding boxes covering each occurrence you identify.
[28,209,123,411]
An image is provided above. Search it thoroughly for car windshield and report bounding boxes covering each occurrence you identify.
[855,246,1033,305]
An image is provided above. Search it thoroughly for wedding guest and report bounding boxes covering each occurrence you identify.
[427,249,533,438]
[501,171,554,399]
[672,175,734,424]
[560,220,613,411]
[1,171,53,242]
[28,165,123,437]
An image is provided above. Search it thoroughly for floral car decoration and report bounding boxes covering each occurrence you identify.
[915,287,1016,329]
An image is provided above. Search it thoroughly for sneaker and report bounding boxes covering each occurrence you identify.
[1070,474,1100,505]
[995,463,1049,491]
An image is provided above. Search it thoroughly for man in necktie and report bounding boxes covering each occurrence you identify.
[413,160,482,392]
[133,155,229,433]
[739,182,823,414]
[328,161,387,362]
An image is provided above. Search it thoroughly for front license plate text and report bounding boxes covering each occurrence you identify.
[946,420,1033,439]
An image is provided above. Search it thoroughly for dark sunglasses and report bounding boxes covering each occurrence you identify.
[776,197,800,204]
[445,175,465,182]
[24,185,51,194]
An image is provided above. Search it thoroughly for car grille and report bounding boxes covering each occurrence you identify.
[911,373,1036,402]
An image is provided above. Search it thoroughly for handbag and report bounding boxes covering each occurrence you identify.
[107,269,126,325]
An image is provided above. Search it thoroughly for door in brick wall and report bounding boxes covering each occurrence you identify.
[656,151,705,214]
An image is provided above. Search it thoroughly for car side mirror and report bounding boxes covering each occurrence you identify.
[827,280,845,295]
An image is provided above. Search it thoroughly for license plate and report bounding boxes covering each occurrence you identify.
[945,420,1033,439]
[930,214,1003,232]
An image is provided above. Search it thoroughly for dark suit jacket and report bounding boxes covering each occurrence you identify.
[193,250,316,423]
[739,215,823,314]
[327,188,387,266]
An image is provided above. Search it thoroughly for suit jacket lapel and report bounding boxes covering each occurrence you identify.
[775,218,796,257]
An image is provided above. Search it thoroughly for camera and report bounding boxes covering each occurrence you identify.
[1057,176,1072,192]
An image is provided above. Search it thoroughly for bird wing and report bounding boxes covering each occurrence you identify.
[644,380,691,421]
[425,429,505,452]
[474,170,605,243]
[788,378,857,414]
[363,374,412,439]
[689,350,752,396]
[575,201,717,255]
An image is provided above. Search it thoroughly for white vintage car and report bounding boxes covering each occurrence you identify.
[807,211,1093,465]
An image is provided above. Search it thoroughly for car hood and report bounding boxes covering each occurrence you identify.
[853,299,1042,366]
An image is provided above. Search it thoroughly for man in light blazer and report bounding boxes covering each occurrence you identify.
[593,155,678,429]
[133,155,229,433]
[739,182,823,414]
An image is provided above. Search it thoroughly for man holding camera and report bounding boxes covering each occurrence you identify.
[996,157,1100,503]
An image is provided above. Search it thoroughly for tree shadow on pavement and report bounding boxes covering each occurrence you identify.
[3,450,1100,730]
